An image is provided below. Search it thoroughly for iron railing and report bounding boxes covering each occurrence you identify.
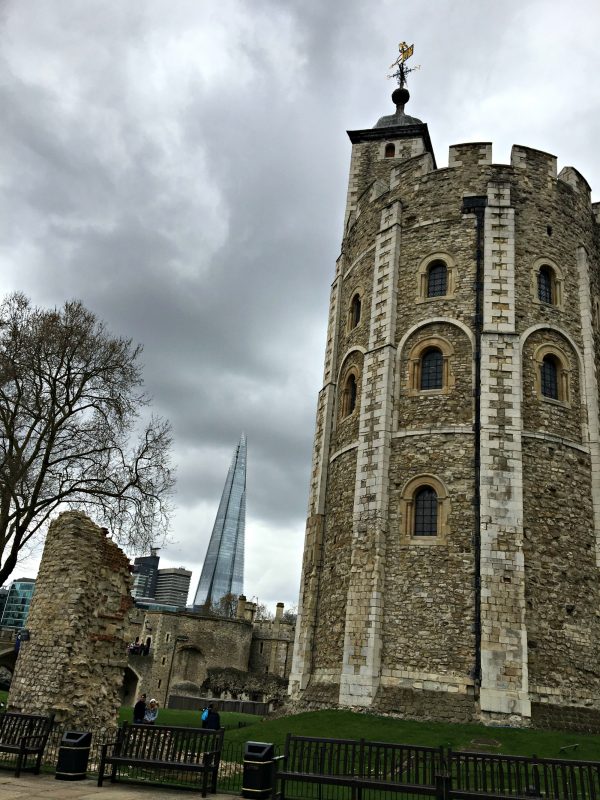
[0,729,596,799]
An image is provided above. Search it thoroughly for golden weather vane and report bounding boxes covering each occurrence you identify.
[388,41,420,88]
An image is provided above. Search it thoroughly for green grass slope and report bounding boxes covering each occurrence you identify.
[222,710,600,761]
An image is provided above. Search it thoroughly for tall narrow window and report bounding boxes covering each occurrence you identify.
[538,266,554,304]
[414,486,438,536]
[420,348,443,390]
[342,372,358,418]
[384,143,395,158]
[427,261,448,297]
[541,355,559,399]
[350,293,361,329]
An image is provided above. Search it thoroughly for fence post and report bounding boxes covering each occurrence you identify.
[527,754,542,798]
[435,771,451,800]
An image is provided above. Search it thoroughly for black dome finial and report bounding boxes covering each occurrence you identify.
[392,86,410,111]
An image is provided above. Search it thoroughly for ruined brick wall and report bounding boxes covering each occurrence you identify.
[8,511,132,730]
[290,99,600,727]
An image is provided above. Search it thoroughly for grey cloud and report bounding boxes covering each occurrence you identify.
[2,0,600,607]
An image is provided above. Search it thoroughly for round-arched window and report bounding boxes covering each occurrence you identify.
[420,348,443,390]
[414,486,438,536]
[427,261,448,297]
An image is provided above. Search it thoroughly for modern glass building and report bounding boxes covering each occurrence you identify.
[131,549,160,600]
[193,434,246,608]
[155,567,192,608]
[1,578,36,628]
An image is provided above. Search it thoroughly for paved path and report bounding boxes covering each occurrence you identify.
[0,772,238,799]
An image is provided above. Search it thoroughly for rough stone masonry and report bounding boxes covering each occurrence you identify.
[8,511,132,730]
[289,85,600,731]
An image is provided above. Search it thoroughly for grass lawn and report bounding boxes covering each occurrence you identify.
[221,709,600,761]
[1,688,598,761]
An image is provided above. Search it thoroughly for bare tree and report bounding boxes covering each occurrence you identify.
[0,293,175,585]
[212,592,238,619]
[282,605,298,625]
[254,602,274,621]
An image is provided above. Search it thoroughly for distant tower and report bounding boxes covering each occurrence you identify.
[155,567,192,608]
[193,434,246,608]
[131,547,160,600]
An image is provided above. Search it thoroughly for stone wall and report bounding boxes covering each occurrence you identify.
[126,610,253,707]
[249,606,295,678]
[291,97,600,727]
[8,511,132,730]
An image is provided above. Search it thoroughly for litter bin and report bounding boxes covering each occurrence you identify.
[242,741,275,799]
[55,730,92,781]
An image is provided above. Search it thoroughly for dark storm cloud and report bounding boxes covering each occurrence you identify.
[1,0,600,606]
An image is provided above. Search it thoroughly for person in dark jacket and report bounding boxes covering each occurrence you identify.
[205,703,221,730]
[133,693,146,724]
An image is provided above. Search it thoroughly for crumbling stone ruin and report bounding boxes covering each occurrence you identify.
[9,511,132,730]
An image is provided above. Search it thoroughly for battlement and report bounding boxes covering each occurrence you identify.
[558,166,592,199]
[448,143,492,168]
[510,144,557,179]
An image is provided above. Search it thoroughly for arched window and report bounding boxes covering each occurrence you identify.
[405,335,455,395]
[538,266,554,304]
[531,258,563,308]
[427,261,448,297]
[384,143,395,158]
[341,372,358,418]
[400,475,450,545]
[414,486,438,536]
[349,293,361,329]
[533,343,571,405]
[420,348,443,390]
[540,354,559,400]
[417,253,456,301]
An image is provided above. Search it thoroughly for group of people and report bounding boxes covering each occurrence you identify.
[133,693,159,724]
[132,693,221,729]
[127,640,150,656]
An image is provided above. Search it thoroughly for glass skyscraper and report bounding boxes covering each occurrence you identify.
[1,578,36,628]
[193,434,246,608]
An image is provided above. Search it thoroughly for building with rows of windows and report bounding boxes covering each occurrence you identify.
[289,84,600,730]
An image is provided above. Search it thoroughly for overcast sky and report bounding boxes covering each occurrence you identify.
[1,0,599,611]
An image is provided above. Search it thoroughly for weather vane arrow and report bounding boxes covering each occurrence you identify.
[388,41,420,88]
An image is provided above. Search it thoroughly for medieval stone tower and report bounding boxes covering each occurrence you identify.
[289,84,600,729]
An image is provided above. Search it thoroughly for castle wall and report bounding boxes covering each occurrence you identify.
[129,611,252,707]
[292,111,600,727]
[249,615,295,678]
[8,512,132,730]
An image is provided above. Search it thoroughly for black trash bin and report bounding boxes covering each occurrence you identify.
[55,730,92,781]
[242,741,275,799]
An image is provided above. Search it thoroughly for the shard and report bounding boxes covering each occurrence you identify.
[193,434,246,608]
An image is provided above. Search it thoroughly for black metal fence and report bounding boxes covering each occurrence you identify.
[0,730,599,799]
[168,695,271,715]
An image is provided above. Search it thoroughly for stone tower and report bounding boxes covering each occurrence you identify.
[289,84,600,729]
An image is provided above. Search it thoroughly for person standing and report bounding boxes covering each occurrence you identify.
[205,703,220,730]
[144,699,159,725]
[133,693,146,724]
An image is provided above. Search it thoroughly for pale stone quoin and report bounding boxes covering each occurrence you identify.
[289,90,600,730]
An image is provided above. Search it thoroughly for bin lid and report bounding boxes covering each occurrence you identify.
[244,741,274,758]
[61,731,92,744]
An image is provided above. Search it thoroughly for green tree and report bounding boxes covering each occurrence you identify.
[0,293,174,585]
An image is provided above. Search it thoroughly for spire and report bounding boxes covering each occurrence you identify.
[193,434,246,608]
